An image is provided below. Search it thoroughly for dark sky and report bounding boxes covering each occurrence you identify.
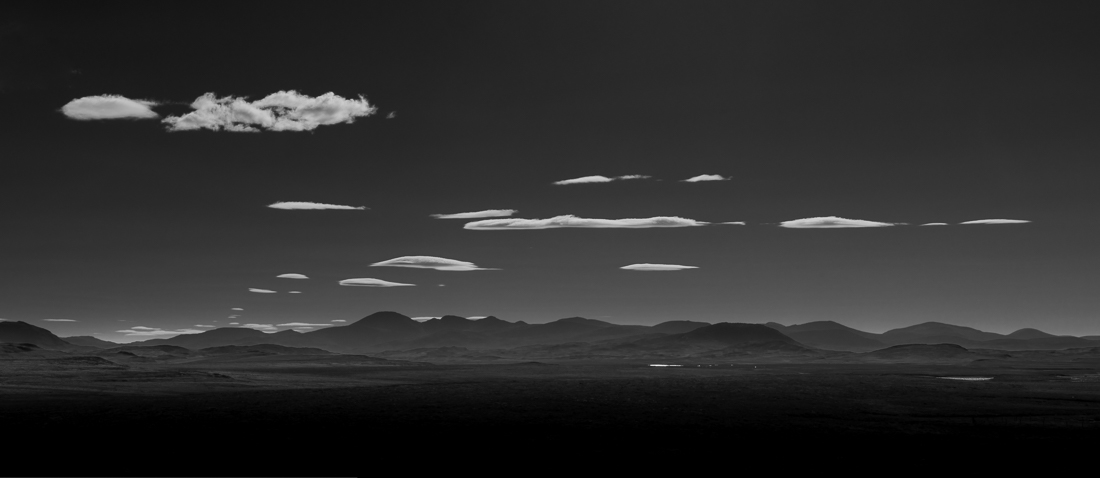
[3,1,1099,342]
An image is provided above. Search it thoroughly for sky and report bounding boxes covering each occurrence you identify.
[2,1,1099,342]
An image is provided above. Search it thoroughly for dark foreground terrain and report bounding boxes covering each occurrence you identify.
[3,353,1100,475]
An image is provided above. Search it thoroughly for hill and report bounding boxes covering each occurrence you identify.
[0,321,74,349]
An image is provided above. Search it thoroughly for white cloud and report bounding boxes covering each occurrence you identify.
[719,221,746,225]
[370,256,497,271]
[464,215,707,230]
[196,325,216,328]
[920,223,948,226]
[116,327,205,337]
[621,263,699,271]
[241,323,277,332]
[411,317,439,322]
[61,95,159,120]
[338,278,415,287]
[231,308,243,311]
[276,322,333,327]
[248,288,277,293]
[431,209,517,219]
[288,291,302,294]
[162,91,376,132]
[331,320,347,323]
[43,319,77,322]
[552,175,650,185]
[682,174,729,182]
[778,216,898,228]
[276,273,309,279]
[229,322,240,325]
[268,201,366,210]
[959,219,1031,225]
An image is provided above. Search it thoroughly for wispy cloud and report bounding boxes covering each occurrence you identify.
[61,95,159,120]
[370,256,497,271]
[231,308,243,311]
[553,175,650,185]
[229,322,240,325]
[959,219,1031,225]
[116,326,205,337]
[920,223,948,226]
[338,278,415,287]
[288,291,302,294]
[431,209,517,219]
[241,323,277,332]
[778,216,898,228]
[248,288,277,293]
[276,322,333,327]
[196,325,216,328]
[682,174,729,182]
[719,221,746,225]
[276,273,309,279]
[465,215,706,230]
[621,263,699,271]
[44,319,77,322]
[162,91,376,132]
[268,201,366,210]
[331,320,347,323]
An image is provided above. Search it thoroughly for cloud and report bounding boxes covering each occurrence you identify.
[276,322,333,327]
[241,323,277,332]
[411,317,438,322]
[277,273,309,279]
[553,175,650,185]
[920,223,948,226]
[61,95,159,120]
[338,278,415,287]
[719,221,746,225]
[162,91,376,132]
[621,263,699,271]
[431,209,517,219]
[43,319,77,322]
[464,215,707,230]
[116,327,204,337]
[268,201,366,210]
[231,308,243,311]
[229,322,240,325]
[959,219,1031,225]
[370,256,497,271]
[682,174,729,182]
[288,291,302,294]
[331,320,347,323]
[196,325,216,328]
[778,216,898,228]
[249,288,277,293]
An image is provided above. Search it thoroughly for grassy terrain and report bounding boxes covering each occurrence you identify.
[3,356,1099,474]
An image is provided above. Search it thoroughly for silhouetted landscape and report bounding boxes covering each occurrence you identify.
[4,312,1100,473]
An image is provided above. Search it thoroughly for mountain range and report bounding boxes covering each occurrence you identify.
[2,313,1099,355]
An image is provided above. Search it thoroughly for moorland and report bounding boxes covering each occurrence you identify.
[3,312,1099,474]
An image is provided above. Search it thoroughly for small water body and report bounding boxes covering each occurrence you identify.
[937,376,993,381]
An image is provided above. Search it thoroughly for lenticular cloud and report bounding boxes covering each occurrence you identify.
[248,288,277,293]
[465,215,706,230]
[553,175,650,185]
[268,201,366,210]
[61,95,159,120]
[338,278,415,287]
[276,273,309,279]
[682,174,729,182]
[371,256,497,271]
[162,91,376,132]
[778,216,897,228]
[959,219,1031,225]
[621,263,699,271]
[431,209,517,219]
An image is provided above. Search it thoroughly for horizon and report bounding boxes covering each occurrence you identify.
[4,3,1100,343]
